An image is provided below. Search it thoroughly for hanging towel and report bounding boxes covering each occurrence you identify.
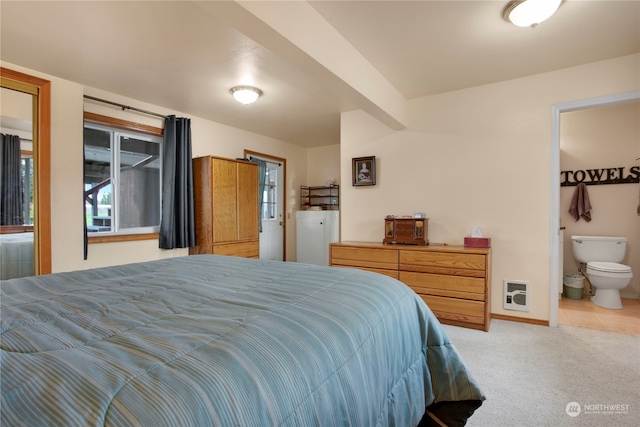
[569,182,592,222]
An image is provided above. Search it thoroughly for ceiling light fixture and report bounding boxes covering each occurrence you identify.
[230,85,262,105]
[503,0,562,28]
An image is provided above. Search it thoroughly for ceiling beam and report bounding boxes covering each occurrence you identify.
[195,0,408,130]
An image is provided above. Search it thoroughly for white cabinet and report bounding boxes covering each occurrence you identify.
[296,211,339,265]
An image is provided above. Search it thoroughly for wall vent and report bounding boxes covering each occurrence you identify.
[504,279,530,312]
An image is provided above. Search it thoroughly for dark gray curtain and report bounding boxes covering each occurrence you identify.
[159,116,195,249]
[0,133,24,225]
[83,144,88,260]
[250,158,267,232]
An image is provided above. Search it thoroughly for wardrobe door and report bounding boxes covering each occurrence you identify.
[212,158,238,243]
[237,162,259,241]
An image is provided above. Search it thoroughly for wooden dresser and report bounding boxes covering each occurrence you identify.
[189,156,259,258]
[330,242,491,331]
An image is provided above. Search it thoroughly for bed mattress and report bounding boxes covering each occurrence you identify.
[1,255,483,426]
[0,232,34,279]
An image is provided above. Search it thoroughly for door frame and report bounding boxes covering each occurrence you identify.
[549,90,639,327]
[1,67,51,274]
[244,149,287,260]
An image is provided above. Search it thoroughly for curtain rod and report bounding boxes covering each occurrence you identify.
[83,95,167,119]
[248,155,282,167]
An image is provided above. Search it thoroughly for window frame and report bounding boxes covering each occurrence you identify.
[261,165,278,221]
[84,112,163,244]
[21,150,34,226]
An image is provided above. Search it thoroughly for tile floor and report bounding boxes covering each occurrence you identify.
[558,295,640,336]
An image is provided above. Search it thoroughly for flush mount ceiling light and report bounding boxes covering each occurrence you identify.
[503,0,562,28]
[230,85,263,105]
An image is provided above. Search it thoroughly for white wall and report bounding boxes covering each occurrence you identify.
[1,87,33,145]
[340,54,640,322]
[560,102,639,298]
[306,144,341,187]
[2,61,307,272]
[5,53,639,319]
[1,87,32,125]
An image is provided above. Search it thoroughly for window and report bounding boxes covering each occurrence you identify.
[21,152,34,225]
[261,166,277,220]
[84,121,162,234]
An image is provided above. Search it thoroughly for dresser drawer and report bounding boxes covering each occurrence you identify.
[213,240,259,258]
[330,246,398,270]
[420,295,485,326]
[399,250,486,277]
[334,265,399,280]
[400,271,485,300]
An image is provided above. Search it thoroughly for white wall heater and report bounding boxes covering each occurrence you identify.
[503,279,530,312]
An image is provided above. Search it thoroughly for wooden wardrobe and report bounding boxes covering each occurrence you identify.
[189,156,260,258]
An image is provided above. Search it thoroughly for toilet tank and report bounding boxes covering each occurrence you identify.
[571,236,627,263]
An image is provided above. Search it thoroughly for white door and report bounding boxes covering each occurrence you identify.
[296,212,327,265]
[296,211,339,265]
[257,159,284,261]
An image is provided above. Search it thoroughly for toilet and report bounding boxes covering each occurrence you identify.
[571,236,633,309]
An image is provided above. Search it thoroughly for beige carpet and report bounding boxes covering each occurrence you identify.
[442,319,640,427]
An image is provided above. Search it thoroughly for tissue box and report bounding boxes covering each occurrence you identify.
[464,237,491,248]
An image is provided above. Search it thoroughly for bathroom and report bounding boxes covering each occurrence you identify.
[559,101,639,334]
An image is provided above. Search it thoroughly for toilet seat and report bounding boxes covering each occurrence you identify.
[587,262,631,274]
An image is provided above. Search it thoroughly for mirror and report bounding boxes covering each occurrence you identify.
[1,88,34,278]
[1,68,51,277]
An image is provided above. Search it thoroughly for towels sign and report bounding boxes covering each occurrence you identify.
[560,166,639,187]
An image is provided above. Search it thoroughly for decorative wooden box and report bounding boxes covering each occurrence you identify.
[383,218,428,245]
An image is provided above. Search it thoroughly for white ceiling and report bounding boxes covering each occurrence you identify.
[1,1,638,148]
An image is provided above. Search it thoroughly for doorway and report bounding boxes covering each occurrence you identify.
[1,68,51,275]
[549,90,640,327]
[245,150,286,261]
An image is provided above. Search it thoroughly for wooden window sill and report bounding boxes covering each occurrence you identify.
[87,233,159,244]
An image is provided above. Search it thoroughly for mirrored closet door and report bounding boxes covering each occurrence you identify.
[1,68,51,278]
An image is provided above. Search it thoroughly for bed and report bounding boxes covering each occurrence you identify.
[0,232,34,280]
[1,255,484,426]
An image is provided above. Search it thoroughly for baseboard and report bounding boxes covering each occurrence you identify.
[491,314,549,326]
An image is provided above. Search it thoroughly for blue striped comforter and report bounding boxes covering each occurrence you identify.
[0,232,34,280]
[1,255,483,426]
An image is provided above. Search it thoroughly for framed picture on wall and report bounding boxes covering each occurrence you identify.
[352,156,376,186]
